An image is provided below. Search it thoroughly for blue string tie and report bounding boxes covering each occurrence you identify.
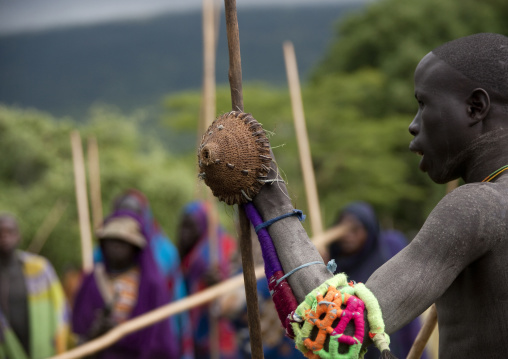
[254,209,306,233]
[327,259,337,274]
[270,259,338,295]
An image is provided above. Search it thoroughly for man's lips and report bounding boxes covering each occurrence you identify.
[409,143,426,171]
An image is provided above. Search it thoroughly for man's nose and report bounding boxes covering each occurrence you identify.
[408,116,419,136]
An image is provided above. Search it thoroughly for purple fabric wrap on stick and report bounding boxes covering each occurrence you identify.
[243,202,282,277]
[243,202,299,338]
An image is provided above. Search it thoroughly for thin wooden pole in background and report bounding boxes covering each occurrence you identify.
[446,179,459,194]
[87,136,103,230]
[200,0,218,139]
[407,304,438,359]
[26,199,68,254]
[47,224,346,359]
[201,0,221,357]
[223,0,264,357]
[201,0,220,268]
[70,131,93,273]
[283,41,324,237]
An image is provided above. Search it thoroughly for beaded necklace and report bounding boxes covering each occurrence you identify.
[481,164,508,182]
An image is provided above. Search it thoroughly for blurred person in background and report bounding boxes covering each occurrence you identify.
[0,214,69,358]
[327,201,427,359]
[72,212,178,358]
[106,189,193,358]
[177,200,239,359]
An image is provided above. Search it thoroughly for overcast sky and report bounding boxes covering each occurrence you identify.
[0,0,359,35]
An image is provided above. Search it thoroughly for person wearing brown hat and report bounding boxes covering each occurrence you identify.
[72,212,180,358]
[96,216,146,277]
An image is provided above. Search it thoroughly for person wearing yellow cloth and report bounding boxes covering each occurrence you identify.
[0,214,69,359]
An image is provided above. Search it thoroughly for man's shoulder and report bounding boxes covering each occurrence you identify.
[442,181,508,206]
[18,250,55,276]
[433,181,508,227]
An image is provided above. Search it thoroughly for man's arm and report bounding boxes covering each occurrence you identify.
[254,159,499,334]
[366,182,500,334]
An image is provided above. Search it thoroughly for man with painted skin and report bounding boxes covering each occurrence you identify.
[249,33,508,358]
[0,214,69,358]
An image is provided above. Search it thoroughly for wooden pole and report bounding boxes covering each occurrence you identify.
[87,136,103,230]
[200,1,221,356]
[224,0,243,112]
[49,265,265,359]
[446,179,459,194]
[201,0,220,267]
[407,179,458,359]
[407,304,437,359]
[223,1,264,357]
[200,0,217,138]
[283,41,324,237]
[70,131,94,273]
[26,199,68,254]
[47,224,345,359]
[206,194,220,359]
[313,223,349,251]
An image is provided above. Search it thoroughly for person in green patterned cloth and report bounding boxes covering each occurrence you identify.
[0,214,69,359]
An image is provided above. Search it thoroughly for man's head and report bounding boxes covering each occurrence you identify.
[97,216,146,272]
[113,190,146,215]
[177,201,208,258]
[336,213,369,255]
[177,212,202,258]
[331,201,379,256]
[0,214,20,256]
[409,33,508,183]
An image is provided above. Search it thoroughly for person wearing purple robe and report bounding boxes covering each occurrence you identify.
[177,201,239,359]
[72,211,178,358]
[328,202,427,359]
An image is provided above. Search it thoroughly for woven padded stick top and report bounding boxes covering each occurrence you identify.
[198,111,272,205]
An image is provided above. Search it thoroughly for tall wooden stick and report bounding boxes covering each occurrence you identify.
[201,0,220,268]
[407,180,458,359]
[224,0,243,112]
[49,265,265,359]
[48,225,345,359]
[223,1,263,357]
[70,131,93,273]
[26,199,68,254]
[197,0,220,359]
[87,136,103,230]
[446,179,459,194]
[407,304,438,359]
[199,1,221,357]
[200,0,218,138]
[283,41,324,237]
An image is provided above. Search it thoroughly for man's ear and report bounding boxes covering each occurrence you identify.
[467,88,490,126]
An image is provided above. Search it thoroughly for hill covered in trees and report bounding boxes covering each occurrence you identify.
[0,3,363,119]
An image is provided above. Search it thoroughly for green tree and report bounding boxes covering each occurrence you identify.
[0,105,196,274]
[304,0,508,230]
[313,0,505,113]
